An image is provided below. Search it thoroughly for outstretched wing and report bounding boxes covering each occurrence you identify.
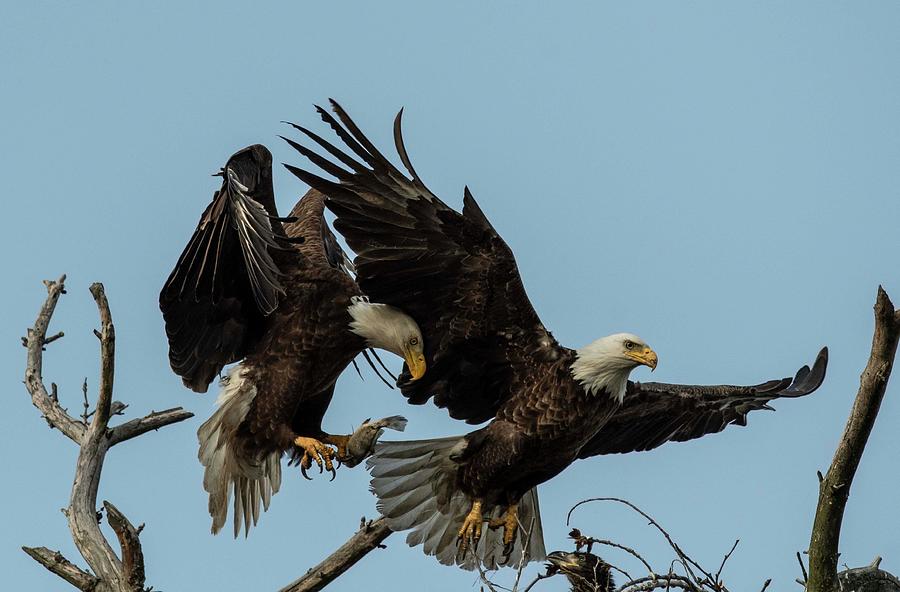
[578,347,828,457]
[283,101,563,423]
[160,144,289,392]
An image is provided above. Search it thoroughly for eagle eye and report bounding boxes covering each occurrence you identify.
[409,337,419,346]
[624,340,634,350]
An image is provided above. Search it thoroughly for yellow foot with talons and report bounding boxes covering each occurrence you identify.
[322,433,351,464]
[293,436,337,481]
[488,503,519,562]
[456,499,484,559]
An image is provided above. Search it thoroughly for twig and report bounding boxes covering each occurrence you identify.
[512,493,539,592]
[568,498,710,585]
[759,579,771,592]
[714,540,739,586]
[570,528,654,577]
[617,575,700,592]
[278,517,392,592]
[81,379,92,425]
[807,287,900,592]
[796,551,808,584]
[476,558,505,592]
[521,572,553,592]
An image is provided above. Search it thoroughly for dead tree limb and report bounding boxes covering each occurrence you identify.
[278,517,392,592]
[806,286,900,592]
[21,276,193,592]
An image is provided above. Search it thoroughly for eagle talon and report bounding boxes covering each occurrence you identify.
[490,502,519,563]
[294,436,338,480]
[456,499,484,559]
[501,540,515,564]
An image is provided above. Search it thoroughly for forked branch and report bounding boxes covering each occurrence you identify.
[21,276,193,592]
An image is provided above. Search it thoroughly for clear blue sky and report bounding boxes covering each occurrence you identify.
[2,2,899,590]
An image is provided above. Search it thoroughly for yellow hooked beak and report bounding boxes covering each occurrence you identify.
[626,347,658,371]
[404,350,427,381]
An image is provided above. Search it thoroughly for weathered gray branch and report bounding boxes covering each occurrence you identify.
[108,407,195,445]
[21,277,193,592]
[21,546,98,591]
[278,518,392,592]
[807,287,900,592]
[24,275,86,443]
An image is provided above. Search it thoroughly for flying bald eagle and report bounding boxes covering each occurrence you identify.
[159,144,425,536]
[283,101,828,570]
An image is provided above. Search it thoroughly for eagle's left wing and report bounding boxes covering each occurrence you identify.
[578,347,828,457]
[282,101,563,424]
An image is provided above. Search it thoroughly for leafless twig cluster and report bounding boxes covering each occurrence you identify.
[562,498,759,592]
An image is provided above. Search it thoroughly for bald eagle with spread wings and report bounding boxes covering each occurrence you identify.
[284,101,828,570]
[159,145,425,537]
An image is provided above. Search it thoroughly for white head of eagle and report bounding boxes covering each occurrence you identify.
[347,297,427,380]
[571,333,658,403]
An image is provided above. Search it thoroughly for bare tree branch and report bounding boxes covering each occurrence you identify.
[87,283,115,432]
[21,546,98,591]
[21,277,193,592]
[23,275,86,443]
[109,408,195,445]
[67,283,124,588]
[104,502,146,591]
[278,517,392,592]
[807,286,900,592]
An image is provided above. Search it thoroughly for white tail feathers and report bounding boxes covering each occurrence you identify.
[197,365,282,537]
[368,438,546,570]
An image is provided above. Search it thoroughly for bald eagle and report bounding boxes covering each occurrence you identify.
[159,145,426,536]
[284,101,828,570]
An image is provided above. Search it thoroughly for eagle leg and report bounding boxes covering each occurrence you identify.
[322,433,351,465]
[488,502,519,561]
[456,499,484,559]
[293,436,337,481]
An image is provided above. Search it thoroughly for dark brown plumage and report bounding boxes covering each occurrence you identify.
[160,145,420,536]
[284,101,828,569]
[546,551,615,592]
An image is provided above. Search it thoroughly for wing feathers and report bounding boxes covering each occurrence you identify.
[160,145,285,391]
[578,347,828,457]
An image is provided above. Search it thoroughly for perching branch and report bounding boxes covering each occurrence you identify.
[806,286,900,592]
[21,277,193,592]
[278,517,392,592]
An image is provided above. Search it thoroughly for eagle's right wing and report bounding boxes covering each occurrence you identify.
[159,144,287,392]
[578,347,828,457]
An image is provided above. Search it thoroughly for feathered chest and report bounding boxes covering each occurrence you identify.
[495,359,622,449]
